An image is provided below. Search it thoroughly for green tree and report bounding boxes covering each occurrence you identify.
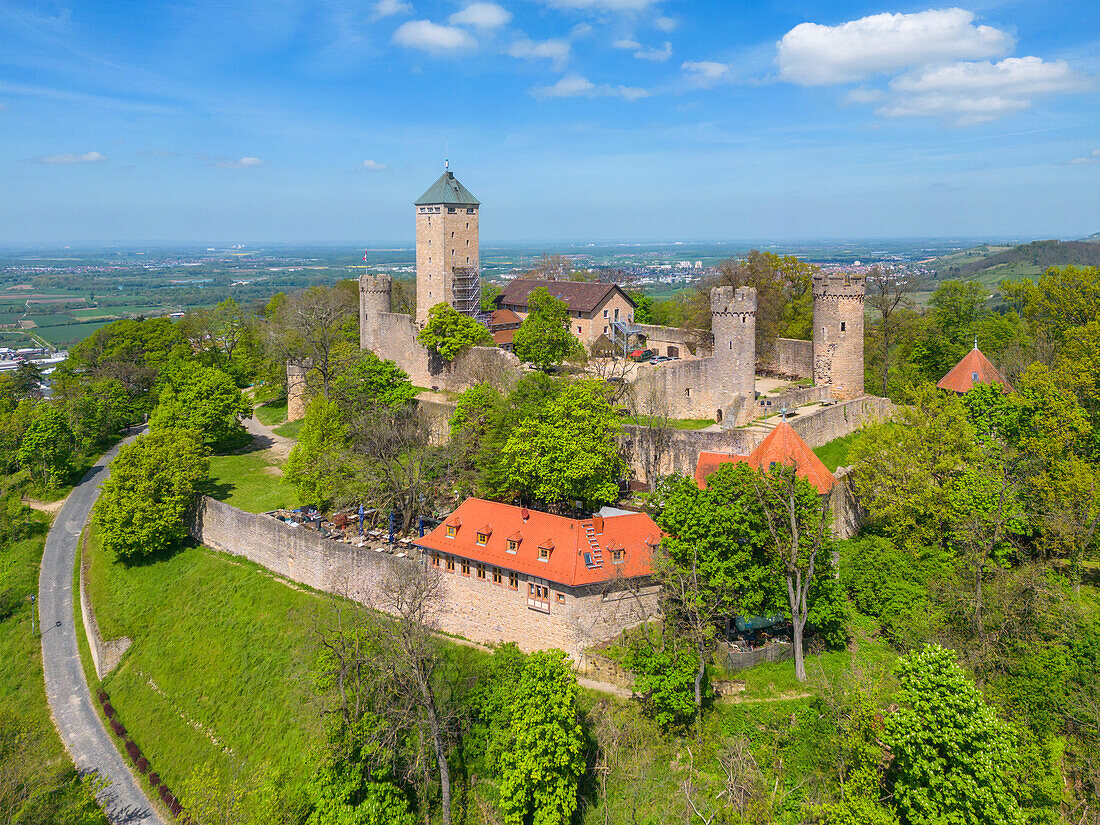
[284,397,350,509]
[884,645,1024,825]
[17,404,74,490]
[498,380,624,507]
[63,317,189,399]
[332,351,417,414]
[499,651,585,825]
[416,302,493,361]
[94,428,209,562]
[150,363,252,449]
[930,279,988,346]
[512,288,584,371]
[628,290,654,324]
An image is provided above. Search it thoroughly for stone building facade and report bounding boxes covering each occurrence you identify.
[497,279,637,348]
[414,170,481,324]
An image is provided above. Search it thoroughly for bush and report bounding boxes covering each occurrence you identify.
[103,703,115,719]
[125,740,142,763]
[135,757,150,774]
[109,719,125,738]
[148,772,162,789]
[96,689,108,704]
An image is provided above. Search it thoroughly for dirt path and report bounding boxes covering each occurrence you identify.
[23,495,68,514]
[242,414,293,462]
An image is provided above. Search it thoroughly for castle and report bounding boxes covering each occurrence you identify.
[291,167,874,451]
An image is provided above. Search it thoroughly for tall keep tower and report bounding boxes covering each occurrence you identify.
[812,272,865,401]
[414,167,481,326]
[711,286,757,424]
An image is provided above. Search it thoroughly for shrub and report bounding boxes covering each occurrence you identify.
[110,719,125,738]
[148,772,162,789]
[103,702,115,718]
[125,740,142,762]
[96,689,108,704]
[135,757,150,774]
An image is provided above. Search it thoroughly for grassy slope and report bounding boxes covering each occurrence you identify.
[85,526,326,792]
[273,419,303,439]
[207,451,298,513]
[254,399,288,427]
[813,431,859,472]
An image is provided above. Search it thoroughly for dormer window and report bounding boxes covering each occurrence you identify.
[539,547,550,560]
[477,532,489,546]
[612,549,624,563]
[972,372,979,381]
[446,525,457,538]
[507,540,519,553]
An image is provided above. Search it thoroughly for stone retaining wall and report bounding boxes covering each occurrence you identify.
[79,532,129,679]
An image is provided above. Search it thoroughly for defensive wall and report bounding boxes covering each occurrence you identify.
[755,384,829,417]
[188,496,656,662]
[79,533,130,679]
[632,323,703,359]
[771,338,814,379]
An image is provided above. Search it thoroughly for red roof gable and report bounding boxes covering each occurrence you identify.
[415,498,659,587]
[937,347,1013,394]
[499,279,634,314]
[694,423,836,494]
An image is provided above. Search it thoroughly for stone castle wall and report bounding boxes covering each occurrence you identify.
[632,323,703,359]
[789,395,894,446]
[772,338,814,378]
[188,496,655,661]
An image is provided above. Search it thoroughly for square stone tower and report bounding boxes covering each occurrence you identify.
[415,168,481,325]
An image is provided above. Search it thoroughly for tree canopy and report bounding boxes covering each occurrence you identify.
[512,288,584,371]
[416,302,493,361]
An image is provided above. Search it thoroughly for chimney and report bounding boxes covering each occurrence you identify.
[592,515,604,534]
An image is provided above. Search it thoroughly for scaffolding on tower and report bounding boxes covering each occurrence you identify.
[451,265,487,322]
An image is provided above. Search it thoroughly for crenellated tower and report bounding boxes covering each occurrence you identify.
[711,285,757,423]
[812,272,865,400]
[414,167,481,325]
[359,273,392,352]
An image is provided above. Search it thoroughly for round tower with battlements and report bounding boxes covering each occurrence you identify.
[812,272,865,401]
[711,285,757,424]
[359,272,392,352]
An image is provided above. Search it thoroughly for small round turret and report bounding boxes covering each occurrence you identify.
[359,273,393,351]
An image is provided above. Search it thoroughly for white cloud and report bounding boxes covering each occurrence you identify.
[654,15,676,33]
[1065,149,1100,165]
[215,157,264,168]
[533,73,648,100]
[878,57,1091,125]
[35,150,107,164]
[393,20,476,53]
[570,23,593,38]
[507,38,571,69]
[681,60,729,80]
[614,38,672,61]
[777,8,1013,86]
[371,0,413,19]
[361,160,390,171]
[449,2,511,30]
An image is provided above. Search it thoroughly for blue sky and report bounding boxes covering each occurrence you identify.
[1,0,1098,243]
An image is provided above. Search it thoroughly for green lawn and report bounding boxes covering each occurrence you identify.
[623,415,715,430]
[207,451,298,513]
[813,431,860,471]
[254,399,288,427]
[85,526,327,793]
[35,320,116,346]
[273,419,303,439]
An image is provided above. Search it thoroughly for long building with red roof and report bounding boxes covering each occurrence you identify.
[413,498,662,658]
[694,422,837,494]
[937,344,1013,394]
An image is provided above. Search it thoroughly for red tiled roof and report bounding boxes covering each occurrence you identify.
[694,423,836,494]
[489,307,522,327]
[937,347,1013,394]
[493,329,515,346]
[499,279,634,314]
[414,498,659,587]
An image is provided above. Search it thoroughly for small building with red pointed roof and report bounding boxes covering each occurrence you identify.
[413,498,662,657]
[937,345,1013,394]
[694,422,836,494]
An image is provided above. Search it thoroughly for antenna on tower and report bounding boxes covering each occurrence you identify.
[445,140,449,172]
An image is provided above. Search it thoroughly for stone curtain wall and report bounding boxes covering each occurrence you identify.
[632,323,704,359]
[772,338,814,378]
[755,384,829,416]
[790,396,894,447]
[188,496,654,662]
[622,424,760,484]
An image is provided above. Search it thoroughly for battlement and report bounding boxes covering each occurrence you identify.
[711,285,758,316]
[812,272,865,299]
[360,273,393,294]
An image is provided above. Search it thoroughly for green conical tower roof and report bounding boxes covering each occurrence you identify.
[415,170,480,206]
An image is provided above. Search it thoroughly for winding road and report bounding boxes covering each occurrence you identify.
[38,432,166,825]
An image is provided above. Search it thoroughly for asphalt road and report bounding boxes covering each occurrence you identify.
[38,431,166,825]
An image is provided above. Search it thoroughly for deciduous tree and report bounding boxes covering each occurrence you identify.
[512,288,584,371]
[416,302,493,361]
[94,428,209,562]
[150,363,252,449]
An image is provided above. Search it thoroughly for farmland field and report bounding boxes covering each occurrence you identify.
[35,320,115,345]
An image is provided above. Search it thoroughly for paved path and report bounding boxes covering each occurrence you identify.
[243,413,293,462]
[38,432,166,825]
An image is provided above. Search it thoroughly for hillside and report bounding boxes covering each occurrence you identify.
[933,239,1100,284]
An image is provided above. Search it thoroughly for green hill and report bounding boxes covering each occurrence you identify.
[933,239,1100,284]
[1078,232,1100,243]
